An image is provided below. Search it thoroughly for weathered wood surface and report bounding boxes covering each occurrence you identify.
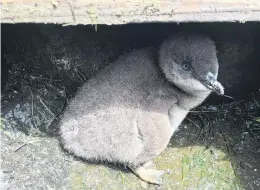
[1,0,260,25]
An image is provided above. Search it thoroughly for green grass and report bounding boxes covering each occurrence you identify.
[156,146,241,190]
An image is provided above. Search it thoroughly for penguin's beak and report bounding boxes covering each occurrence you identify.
[203,73,224,95]
[205,79,224,95]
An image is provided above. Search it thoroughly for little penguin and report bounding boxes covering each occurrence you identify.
[59,34,224,184]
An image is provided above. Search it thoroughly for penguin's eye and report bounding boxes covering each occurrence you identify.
[181,60,191,71]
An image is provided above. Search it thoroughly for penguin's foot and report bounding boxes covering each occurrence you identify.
[129,163,164,185]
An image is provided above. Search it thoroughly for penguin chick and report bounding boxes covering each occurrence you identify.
[59,34,224,184]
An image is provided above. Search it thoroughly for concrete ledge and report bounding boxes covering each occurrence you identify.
[1,0,260,25]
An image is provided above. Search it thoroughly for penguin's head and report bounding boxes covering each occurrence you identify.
[159,34,224,96]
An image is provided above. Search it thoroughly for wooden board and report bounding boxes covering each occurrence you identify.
[1,0,260,25]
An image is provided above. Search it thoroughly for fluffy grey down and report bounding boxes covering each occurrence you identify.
[59,34,224,168]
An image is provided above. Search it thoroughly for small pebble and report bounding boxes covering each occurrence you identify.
[166,169,172,174]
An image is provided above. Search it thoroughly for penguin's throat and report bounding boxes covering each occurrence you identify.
[177,90,211,110]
